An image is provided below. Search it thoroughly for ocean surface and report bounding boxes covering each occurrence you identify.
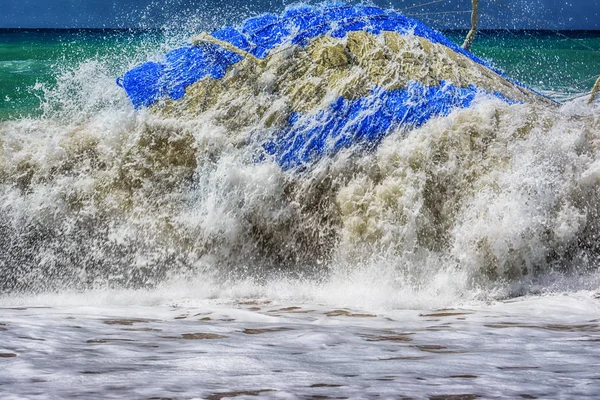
[1,17,600,400]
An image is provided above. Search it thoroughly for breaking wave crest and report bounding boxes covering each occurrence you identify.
[1,25,599,308]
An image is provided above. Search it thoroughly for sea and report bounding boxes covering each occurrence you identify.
[1,17,600,400]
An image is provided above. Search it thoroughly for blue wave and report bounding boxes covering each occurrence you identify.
[263,81,515,170]
[118,3,520,109]
[117,3,540,170]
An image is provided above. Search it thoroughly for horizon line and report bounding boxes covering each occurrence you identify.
[1,27,600,33]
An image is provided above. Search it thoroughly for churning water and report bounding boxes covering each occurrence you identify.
[0,8,600,399]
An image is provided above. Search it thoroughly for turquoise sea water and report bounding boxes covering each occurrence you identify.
[1,29,599,121]
[0,29,169,121]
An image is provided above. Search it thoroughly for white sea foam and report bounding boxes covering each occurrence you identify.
[0,28,599,311]
[0,292,599,399]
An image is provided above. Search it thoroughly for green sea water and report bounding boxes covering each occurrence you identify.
[0,29,599,121]
[0,29,169,121]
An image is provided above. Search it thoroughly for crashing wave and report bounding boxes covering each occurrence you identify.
[0,4,598,302]
[118,3,554,169]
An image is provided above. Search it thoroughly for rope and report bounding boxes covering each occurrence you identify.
[590,76,600,104]
[406,10,472,17]
[560,92,590,102]
[398,0,449,12]
[462,0,479,51]
[409,15,449,28]
[489,0,600,55]
[190,32,266,65]
[560,89,598,103]
[560,74,600,93]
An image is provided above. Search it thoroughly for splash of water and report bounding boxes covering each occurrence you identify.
[0,15,599,309]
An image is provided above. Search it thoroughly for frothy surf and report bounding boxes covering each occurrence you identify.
[0,10,599,311]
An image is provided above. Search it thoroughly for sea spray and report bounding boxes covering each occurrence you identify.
[337,99,600,286]
[0,23,599,305]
